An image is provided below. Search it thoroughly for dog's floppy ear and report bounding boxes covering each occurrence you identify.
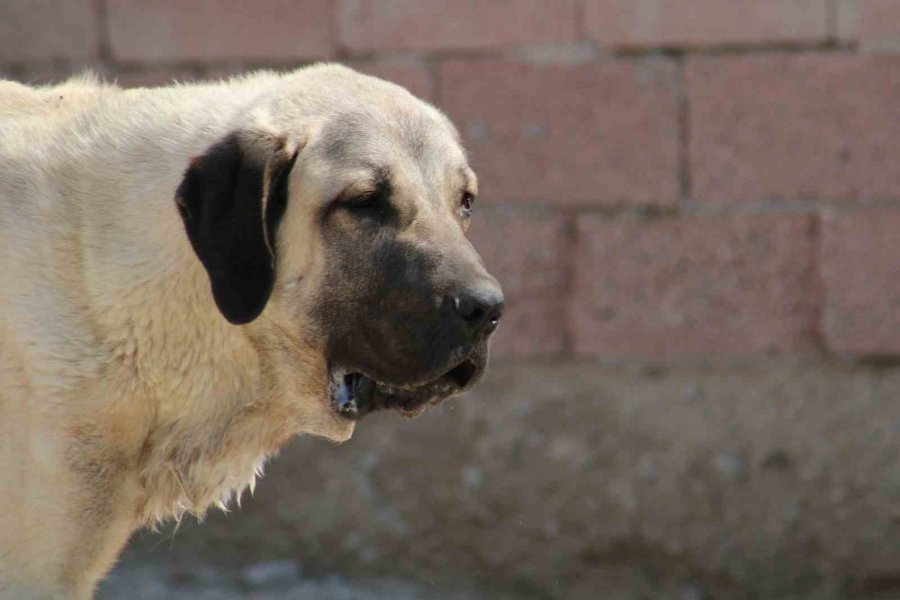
[176,130,299,325]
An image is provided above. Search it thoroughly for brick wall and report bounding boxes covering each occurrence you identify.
[3,1,899,366]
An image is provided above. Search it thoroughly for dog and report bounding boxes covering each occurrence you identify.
[0,64,503,599]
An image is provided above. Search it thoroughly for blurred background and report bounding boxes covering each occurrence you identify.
[3,1,900,598]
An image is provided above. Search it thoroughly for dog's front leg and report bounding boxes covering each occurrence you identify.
[0,407,142,600]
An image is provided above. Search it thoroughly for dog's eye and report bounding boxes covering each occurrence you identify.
[461,192,475,213]
[346,191,377,210]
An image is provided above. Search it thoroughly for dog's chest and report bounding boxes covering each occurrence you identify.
[135,410,283,525]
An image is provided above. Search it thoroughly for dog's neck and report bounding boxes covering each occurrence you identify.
[57,83,352,524]
[83,209,275,522]
[65,108,272,522]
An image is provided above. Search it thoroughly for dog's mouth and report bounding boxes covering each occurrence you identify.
[330,358,482,421]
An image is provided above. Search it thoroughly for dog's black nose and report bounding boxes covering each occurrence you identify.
[455,287,505,335]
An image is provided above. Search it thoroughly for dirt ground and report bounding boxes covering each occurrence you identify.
[98,562,536,600]
[97,562,890,600]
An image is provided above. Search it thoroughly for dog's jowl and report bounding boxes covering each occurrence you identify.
[0,65,502,599]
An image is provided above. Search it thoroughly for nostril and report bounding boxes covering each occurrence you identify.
[454,289,505,334]
[456,297,484,323]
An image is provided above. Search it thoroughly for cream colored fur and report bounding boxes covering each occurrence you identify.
[0,65,467,599]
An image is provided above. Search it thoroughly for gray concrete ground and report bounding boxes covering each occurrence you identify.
[105,361,900,599]
[97,563,900,600]
[99,562,533,600]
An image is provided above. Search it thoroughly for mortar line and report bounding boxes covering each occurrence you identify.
[807,211,830,356]
[560,209,579,358]
[827,0,839,45]
[430,56,442,107]
[676,54,692,208]
[338,41,858,65]
[95,0,113,71]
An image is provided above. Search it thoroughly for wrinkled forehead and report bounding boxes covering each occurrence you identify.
[315,108,470,187]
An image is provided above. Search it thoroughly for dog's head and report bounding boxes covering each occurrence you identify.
[175,66,503,440]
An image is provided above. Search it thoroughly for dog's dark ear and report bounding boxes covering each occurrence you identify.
[176,131,299,325]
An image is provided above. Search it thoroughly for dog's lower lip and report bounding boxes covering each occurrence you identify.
[331,359,479,421]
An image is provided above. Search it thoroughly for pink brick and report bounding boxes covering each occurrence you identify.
[0,0,99,61]
[440,59,679,207]
[467,207,568,357]
[584,0,829,49]
[821,209,900,356]
[349,61,435,101]
[688,55,900,204]
[837,0,900,51]
[338,0,579,52]
[107,0,335,63]
[571,214,817,360]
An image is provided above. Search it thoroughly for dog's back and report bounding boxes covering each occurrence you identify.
[0,74,120,356]
[0,74,120,128]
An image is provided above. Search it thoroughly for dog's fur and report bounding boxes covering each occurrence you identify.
[0,65,500,599]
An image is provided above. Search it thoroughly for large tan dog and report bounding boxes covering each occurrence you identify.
[0,65,503,599]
